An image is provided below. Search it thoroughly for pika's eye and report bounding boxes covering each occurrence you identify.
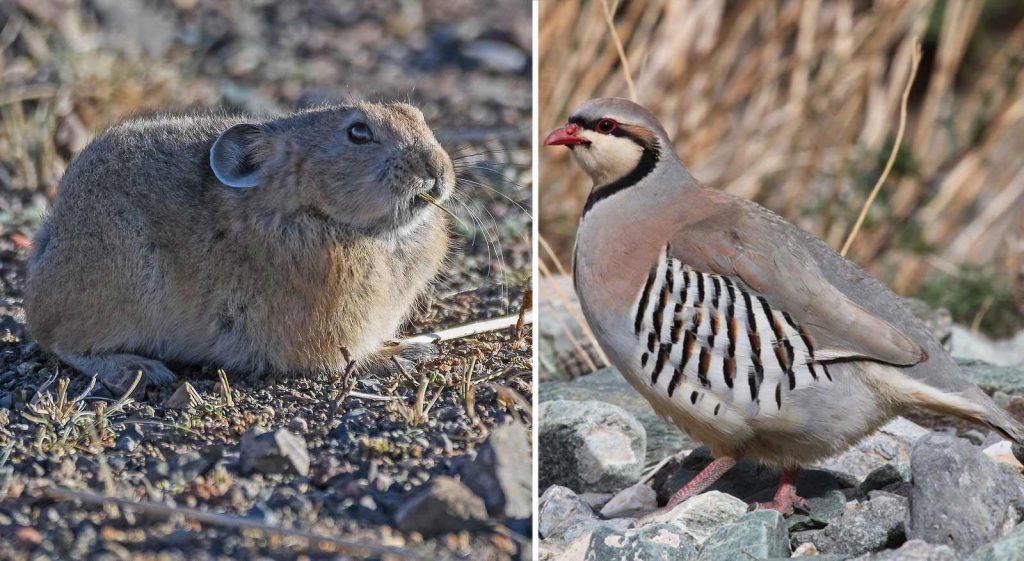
[595,118,618,134]
[347,122,373,144]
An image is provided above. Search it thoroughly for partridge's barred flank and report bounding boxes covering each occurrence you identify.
[545,96,1024,516]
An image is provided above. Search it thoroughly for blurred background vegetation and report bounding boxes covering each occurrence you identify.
[540,0,1024,337]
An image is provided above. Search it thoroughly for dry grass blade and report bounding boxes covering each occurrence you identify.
[539,234,609,367]
[417,192,470,231]
[46,487,425,559]
[840,41,922,258]
[600,0,637,102]
[216,369,234,407]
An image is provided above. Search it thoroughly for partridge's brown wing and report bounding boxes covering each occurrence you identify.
[667,189,926,368]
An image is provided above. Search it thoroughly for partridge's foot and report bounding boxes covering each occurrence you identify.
[748,467,810,516]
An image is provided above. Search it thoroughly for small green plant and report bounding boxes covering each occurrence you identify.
[22,372,140,456]
[916,264,1023,338]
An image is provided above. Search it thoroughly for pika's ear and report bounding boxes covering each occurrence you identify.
[210,123,266,189]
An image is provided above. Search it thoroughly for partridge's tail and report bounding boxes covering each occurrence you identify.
[877,370,1024,446]
[983,406,1024,446]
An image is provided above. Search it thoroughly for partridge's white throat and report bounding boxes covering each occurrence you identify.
[545,97,1024,514]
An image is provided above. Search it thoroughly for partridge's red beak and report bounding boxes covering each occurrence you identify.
[544,123,589,147]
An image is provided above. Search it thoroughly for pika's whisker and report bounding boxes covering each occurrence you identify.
[417,193,469,231]
[456,176,532,217]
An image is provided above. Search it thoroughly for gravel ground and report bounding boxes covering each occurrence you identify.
[0,2,532,560]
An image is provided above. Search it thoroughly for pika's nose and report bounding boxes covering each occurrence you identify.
[418,147,451,186]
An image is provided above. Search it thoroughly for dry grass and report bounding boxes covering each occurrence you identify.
[540,0,1024,304]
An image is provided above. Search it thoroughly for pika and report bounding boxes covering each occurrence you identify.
[24,102,452,384]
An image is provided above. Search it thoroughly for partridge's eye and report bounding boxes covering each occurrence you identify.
[347,122,373,144]
[595,118,618,134]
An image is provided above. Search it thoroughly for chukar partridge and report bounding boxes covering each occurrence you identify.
[544,97,1024,513]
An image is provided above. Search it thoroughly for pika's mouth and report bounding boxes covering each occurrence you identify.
[412,180,445,208]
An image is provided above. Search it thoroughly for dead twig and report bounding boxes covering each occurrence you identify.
[839,40,921,257]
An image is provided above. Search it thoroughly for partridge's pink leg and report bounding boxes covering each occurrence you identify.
[749,467,810,515]
[663,457,738,510]
[634,457,737,525]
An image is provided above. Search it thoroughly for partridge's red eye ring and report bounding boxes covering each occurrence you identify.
[595,118,618,134]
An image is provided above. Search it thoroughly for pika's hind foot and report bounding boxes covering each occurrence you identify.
[361,341,440,378]
[57,351,177,392]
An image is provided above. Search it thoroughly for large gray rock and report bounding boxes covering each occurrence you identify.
[810,492,908,556]
[585,523,697,561]
[696,510,790,561]
[818,417,930,480]
[456,422,532,520]
[969,522,1024,561]
[653,447,856,507]
[539,485,598,541]
[542,368,694,465]
[637,491,747,547]
[539,400,646,493]
[907,434,1023,554]
[850,539,957,561]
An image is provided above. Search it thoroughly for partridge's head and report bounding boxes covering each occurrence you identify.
[544,97,669,186]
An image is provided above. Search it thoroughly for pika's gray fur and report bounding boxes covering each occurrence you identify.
[25,102,452,384]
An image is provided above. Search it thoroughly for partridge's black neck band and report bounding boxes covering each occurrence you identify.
[582,142,660,216]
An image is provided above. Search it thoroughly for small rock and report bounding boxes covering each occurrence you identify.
[115,433,138,452]
[539,485,597,540]
[857,463,910,496]
[462,39,528,73]
[638,491,747,547]
[984,440,1024,469]
[585,523,697,561]
[457,422,532,520]
[968,521,1024,561]
[239,428,310,476]
[792,542,819,557]
[697,510,790,561]
[539,400,646,493]
[812,493,907,556]
[850,539,957,561]
[578,492,614,511]
[164,382,203,409]
[600,483,657,519]
[907,434,1022,554]
[394,476,488,537]
[786,489,847,532]
[288,417,308,433]
[818,417,929,479]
